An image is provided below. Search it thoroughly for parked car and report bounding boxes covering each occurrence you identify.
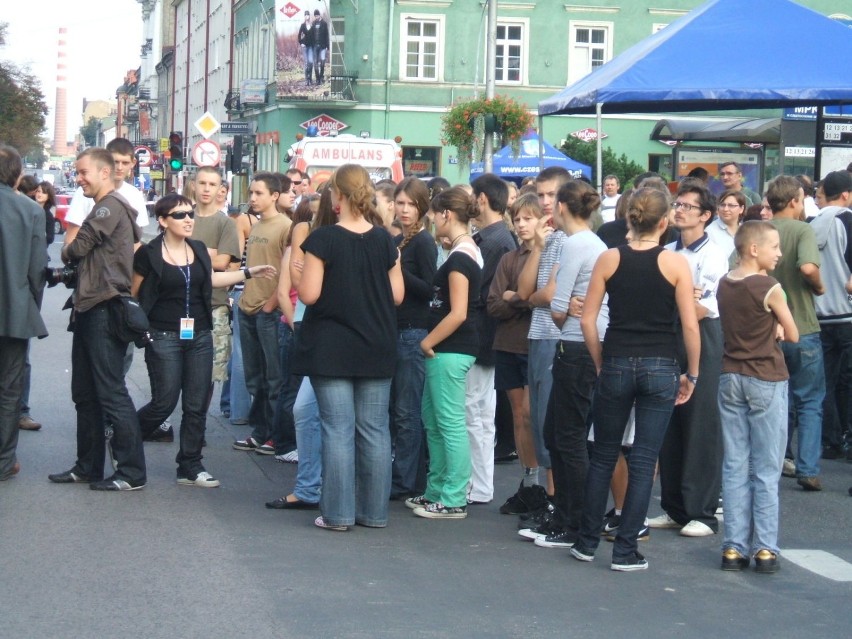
[54,194,71,235]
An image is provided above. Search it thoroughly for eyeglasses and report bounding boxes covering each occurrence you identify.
[291,180,302,186]
[718,202,743,209]
[673,201,701,212]
[719,171,739,177]
[164,209,195,220]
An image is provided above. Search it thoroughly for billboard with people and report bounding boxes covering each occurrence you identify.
[275,1,332,99]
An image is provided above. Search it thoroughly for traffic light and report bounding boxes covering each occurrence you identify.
[229,136,243,173]
[168,131,184,171]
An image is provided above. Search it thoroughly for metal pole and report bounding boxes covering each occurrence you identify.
[596,102,603,190]
[484,0,497,173]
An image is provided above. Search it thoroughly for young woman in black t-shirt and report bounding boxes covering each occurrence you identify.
[292,164,404,531]
[407,187,483,520]
[389,177,437,499]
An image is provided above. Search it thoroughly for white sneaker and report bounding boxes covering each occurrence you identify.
[679,520,715,537]
[782,458,796,478]
[274,450,299,464]
[177,471,220,488]
[647,513,681,529]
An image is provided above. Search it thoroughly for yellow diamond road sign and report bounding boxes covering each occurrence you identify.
[194,111,221,139]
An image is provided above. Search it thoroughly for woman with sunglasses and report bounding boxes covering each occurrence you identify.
[132,194,276,487]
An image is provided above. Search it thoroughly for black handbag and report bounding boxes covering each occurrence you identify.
[108,295,151,347]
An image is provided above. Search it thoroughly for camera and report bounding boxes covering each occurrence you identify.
[45,263,78,289]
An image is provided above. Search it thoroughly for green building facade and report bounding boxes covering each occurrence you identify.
[229,0,851,182]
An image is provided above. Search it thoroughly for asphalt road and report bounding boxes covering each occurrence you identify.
[1,241,850,639]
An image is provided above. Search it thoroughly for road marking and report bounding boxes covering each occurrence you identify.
[783,549,852,582]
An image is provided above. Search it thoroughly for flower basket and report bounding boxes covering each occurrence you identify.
[441,95,535,170]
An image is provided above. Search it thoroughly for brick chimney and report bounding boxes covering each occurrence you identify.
[52,27,69,155]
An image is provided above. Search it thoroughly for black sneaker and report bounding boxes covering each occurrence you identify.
[518,517,559,541]
[602,508,620,536]
[570,544,595,562]
[144,424,174,443]
[611,551,648,572]
[517,503,554,530]
[500,482,548,515]
[605,524,650,542]
[534,528,577,548]
[48,468,92,484]
[90,475,145,491]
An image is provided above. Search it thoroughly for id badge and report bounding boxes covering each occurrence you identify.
[179,317,195,340]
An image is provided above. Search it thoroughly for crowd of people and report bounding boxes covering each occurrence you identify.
[2,137,852,574]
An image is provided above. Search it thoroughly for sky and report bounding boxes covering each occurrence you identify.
[1,0,143,143]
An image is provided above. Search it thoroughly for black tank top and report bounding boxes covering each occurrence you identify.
[602,245,677,360]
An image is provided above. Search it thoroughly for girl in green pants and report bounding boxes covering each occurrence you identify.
[406,186,483,519]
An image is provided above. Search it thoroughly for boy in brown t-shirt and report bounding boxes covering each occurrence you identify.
[717,221,798,574]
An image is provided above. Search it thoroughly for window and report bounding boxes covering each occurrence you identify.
[568,21,613,84]
[330,18,345,75]
[495,20,528,85]
[400,14,444,81]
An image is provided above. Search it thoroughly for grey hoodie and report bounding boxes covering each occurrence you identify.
[811,205,852,323]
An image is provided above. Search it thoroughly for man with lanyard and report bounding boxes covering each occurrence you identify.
[650,182,728,536]
[49,148,147,491]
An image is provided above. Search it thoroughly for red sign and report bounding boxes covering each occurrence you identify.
[300,113,350,137]
[570,128,609,142]
[280,2,300,19]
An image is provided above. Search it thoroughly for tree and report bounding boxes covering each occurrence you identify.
[559,136,645,189]
[0,23,48,157]
[80,116,100,148]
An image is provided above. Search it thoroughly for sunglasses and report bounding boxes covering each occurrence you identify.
[164,209,195,220]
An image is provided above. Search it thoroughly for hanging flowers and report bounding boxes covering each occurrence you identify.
[441,95,535,169]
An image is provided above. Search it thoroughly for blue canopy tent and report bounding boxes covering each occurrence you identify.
[470,133,591,182]
[537,0,852,180]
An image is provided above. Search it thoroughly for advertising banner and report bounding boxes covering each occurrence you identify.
[275,1,332,99]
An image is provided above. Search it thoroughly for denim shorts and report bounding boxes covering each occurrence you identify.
[494,350,528,391]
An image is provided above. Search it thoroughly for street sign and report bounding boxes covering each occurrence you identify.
[134,145,153,168]
[159,138,169,152]
[194,111,221,139]
[192,139,221,167]
[221,121,256,135]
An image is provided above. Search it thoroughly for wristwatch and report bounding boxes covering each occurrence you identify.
[686,374,699,385]
[243,267,253,280]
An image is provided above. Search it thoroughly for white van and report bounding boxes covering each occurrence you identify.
[287,134,404,185]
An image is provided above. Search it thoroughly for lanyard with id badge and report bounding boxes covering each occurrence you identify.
[166,242,195,340]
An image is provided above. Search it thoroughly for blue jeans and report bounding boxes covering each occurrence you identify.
[70,304,146,484]
[579,356,679,560]
[312,376,392,527]
[719,373,787,556]
[528,339,558,469]
[781,333,825,478]
[224,291,251,424]
[272,320,299,454]
[293,377,321,503]
[138,330,213,478]
[390,328,427,497]
[239,307,283,444]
